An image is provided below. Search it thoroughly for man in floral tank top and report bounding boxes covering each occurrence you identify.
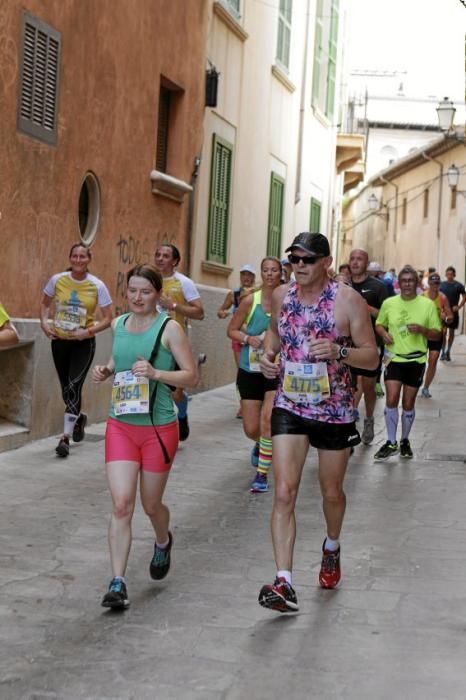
[258,233,379,613]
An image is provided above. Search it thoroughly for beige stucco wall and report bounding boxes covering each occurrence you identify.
[340,141,466,282]
[192,0,345,288]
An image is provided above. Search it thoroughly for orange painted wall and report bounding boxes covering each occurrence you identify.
[0,0,208,317]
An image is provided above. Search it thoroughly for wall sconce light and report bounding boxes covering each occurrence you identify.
[447,163,466,198]
[368,193,389,219]
[205,66,219,108]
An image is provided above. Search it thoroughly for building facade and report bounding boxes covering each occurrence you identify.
[340,132,466,300]
[0,0,208,448]
[0,0,351,449]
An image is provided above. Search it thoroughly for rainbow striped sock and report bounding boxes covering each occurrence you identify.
[257,436,272,475]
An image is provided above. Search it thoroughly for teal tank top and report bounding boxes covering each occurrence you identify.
[109,312,176,426]
[239,290,271,372]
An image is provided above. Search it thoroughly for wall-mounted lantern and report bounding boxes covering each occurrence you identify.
[205,67,219,108]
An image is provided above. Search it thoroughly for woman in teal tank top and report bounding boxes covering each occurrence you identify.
[228,257,282,494]
[92,264,198,610]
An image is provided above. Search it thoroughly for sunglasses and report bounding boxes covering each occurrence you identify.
[288,253,322,265]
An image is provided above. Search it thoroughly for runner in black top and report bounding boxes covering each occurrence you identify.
[349,249,388,445]
[439,266,466,361]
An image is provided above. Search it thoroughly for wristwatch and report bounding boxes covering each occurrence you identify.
[337,345,350,361]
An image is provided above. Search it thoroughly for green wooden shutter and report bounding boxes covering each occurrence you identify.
[267,173,285,257]
[325,0,339,119]
[277,0,293,70]
[207,134,233,264]
[310,198,321,232]
[311,0,324,108]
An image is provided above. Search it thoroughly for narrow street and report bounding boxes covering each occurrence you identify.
[1,337,466,700]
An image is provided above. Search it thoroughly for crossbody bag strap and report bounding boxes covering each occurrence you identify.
[148,316,172,465]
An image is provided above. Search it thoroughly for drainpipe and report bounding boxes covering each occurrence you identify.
[421,151,443,271]
[380,175,398,262]
[294,0,312,205]
[186,155,202,276]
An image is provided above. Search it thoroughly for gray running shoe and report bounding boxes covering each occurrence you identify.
[361,417,375,445]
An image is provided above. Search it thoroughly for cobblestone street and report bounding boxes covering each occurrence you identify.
[1,337,466,699]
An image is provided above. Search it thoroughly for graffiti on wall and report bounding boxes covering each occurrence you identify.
[114,231,178,315]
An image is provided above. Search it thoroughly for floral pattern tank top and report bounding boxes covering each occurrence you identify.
[274,280,354,423]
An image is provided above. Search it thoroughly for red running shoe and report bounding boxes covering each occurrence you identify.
[319,542,341,589]
[258,577,299,613]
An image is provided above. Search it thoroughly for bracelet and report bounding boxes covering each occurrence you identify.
[243,335,249,345]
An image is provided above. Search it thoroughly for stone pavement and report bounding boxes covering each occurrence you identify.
[1,337,466,700]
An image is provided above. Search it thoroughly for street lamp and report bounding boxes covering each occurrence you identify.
[436,97,465,143]
[368,193,389,219]
[447,164,460,188]
[436,97,456,132]
[447,163,466,198]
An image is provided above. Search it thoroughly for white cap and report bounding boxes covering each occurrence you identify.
[239,264,256,274]
[368,261,383,272]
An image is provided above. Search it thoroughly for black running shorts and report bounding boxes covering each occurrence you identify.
[236,367,278,401]
[384,361,426,388]
[271,407,361,450]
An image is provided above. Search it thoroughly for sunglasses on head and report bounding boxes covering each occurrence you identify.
[288,253,322,265]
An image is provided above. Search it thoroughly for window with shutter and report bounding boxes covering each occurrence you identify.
[207,134,233,264]
[311,0,339,120]
[423,189,429,219]
[311,0,324,108]
[17,12,61,145]
[276,0,293,71]
[267,173,285,258]
[325,0,339,120]
[402,197,407,225]
[224,0,241,17]
[310,197,321,233]
[156,87,171,173]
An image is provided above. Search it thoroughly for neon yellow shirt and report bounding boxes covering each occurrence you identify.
[376,295,441,363]
[0,303,10,329]
[161,271,200,331]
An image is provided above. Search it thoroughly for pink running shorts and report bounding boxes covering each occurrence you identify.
[105,417,179,473]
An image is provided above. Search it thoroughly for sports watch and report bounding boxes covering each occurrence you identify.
[337,345,350,361]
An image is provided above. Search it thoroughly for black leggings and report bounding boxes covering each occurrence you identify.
[51,338,96,416]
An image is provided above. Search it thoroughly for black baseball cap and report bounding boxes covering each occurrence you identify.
[285,232,331,257]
